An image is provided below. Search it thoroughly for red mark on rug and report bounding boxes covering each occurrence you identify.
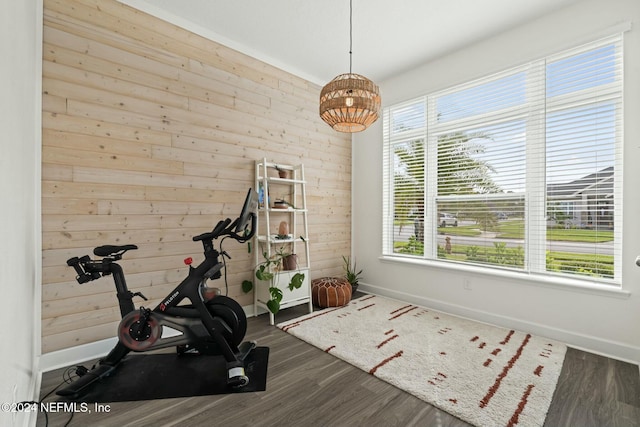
[389,306,419,320]
[384,329,395,335]
[449,398,458,404]
[428,372,448,386]
[479,342,486,349]
[534,365,543,377]
[434,316,440,319]
[390,305,412,314]
[438,327,451,335]
[500,330,515,345]
[359,295,376,302]
[483,358,492,367]
[480,334,531,408]
[280,306,343,332]
[440,352,447,355]
[369,351,403,375]
[491,348,501,356]
[377,334,399,349]
[357,303,375,311]
[325,345,336,353]
[539,348,552,358]
[470,336,479,342]
[507,384,535,427]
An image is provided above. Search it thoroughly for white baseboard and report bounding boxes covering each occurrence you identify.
[39,337,120,373]
[39,303,257,373]
[359,282,640,365]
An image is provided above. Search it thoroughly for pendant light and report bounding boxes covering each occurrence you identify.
[319,0,381,133]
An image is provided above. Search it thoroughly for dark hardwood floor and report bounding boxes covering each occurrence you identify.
[37,299,640,427]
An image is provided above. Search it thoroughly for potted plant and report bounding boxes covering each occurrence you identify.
[342,255,363,294]
[274,165,289,179]
[243,244,305,314]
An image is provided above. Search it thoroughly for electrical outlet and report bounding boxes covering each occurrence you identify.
[463,278,472,291]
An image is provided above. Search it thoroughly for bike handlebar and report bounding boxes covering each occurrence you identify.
[192,213,256,244]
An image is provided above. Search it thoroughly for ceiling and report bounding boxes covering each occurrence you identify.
[121,0,584,86]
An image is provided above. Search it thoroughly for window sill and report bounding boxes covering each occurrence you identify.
[379,254,631,300]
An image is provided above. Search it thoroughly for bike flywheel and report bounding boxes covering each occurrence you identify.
[118,310,161,351]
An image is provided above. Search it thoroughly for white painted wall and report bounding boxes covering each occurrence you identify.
[0,0,42,425]
[353,0,640,363]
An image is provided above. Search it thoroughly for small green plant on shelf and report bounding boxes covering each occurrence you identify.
[342,255,363,294]
[274,165,289,179]
[243,243,306,314]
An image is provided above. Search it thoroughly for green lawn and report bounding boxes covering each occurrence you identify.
[545,228,613,243]
[444,220,613,243]
[397,219,613,243]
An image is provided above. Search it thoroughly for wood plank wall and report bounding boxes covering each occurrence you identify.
[41,0,351,353]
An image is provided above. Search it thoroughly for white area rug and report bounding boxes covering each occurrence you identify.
[277,295,566,427]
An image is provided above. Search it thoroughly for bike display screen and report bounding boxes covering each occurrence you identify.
[235,188,258,233]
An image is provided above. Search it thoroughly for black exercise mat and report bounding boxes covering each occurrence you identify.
[63,347,269,403]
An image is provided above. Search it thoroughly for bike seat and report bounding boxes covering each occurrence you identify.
[94,244,138,257]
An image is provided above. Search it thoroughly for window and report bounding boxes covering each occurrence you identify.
[383,35,623,284]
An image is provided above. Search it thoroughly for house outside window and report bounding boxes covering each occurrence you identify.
[382,35,623,285]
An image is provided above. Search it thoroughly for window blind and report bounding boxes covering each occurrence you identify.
[383,99,427,255]
[383,34,623,284]
[544,37,623,280]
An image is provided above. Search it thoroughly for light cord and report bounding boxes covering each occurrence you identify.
[349,0,353,74]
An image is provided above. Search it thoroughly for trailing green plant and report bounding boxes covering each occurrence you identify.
[243,243,306,314]
[241,279,253,293]
[342,255,363,293]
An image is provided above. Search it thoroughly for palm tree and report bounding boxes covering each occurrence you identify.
[437,131,501,195]
[393,131,503,241]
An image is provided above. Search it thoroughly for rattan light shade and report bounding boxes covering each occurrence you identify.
[319,73,381,133]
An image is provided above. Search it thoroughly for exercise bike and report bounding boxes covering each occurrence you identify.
[57,189,259,398]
